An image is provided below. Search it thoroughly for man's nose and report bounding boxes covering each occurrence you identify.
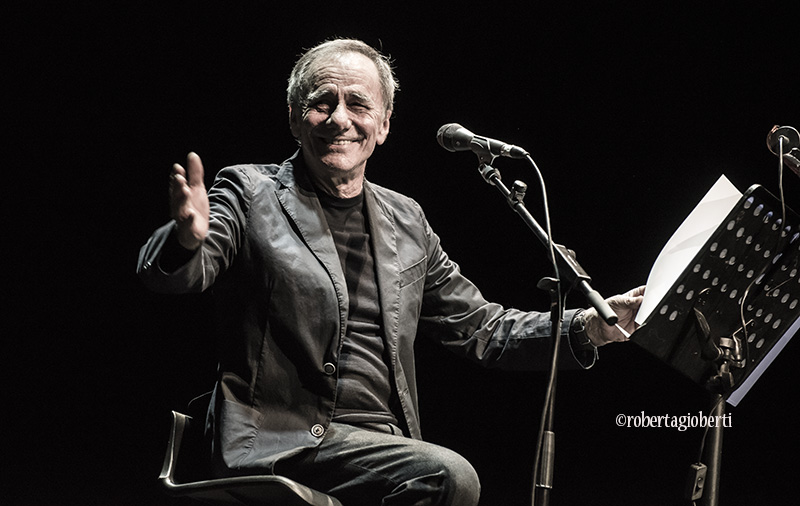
[327,103,351,129]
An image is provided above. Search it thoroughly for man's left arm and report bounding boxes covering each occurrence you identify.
[416,215,644,370]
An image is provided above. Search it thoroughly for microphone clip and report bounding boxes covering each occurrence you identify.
[472,144,498,166]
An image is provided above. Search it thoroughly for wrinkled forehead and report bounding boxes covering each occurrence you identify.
[306,52,388,109]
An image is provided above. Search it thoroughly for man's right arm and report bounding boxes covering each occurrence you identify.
[137,153,249,293]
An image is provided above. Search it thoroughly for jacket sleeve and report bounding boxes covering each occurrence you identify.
[416,209,596,370]
[136,167,252,294]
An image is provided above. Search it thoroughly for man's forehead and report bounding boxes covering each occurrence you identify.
[308,58,380,96]
[309,84,375,101]
[312,54,378,80]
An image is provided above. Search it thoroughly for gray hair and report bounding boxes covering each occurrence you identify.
[287,38,398,117]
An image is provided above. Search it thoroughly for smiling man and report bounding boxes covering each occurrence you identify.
[138,38,643,506]
[288,48,391,198]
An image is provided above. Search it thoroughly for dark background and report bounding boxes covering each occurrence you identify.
[5,1,798,505]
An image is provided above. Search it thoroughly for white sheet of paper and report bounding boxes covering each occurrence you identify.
[636,175,743,325]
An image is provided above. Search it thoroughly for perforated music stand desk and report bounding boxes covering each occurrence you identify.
[632,184,799,405]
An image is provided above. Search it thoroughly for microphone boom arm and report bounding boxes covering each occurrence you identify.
[479,163,619,325]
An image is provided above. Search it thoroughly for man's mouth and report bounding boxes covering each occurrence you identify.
[328,138,360,146]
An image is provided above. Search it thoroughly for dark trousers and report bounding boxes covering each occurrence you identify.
[274,422,481,506]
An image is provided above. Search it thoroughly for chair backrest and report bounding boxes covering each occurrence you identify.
[159,410,343,506]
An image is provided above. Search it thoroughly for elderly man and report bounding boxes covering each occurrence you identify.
[138,38,642,506]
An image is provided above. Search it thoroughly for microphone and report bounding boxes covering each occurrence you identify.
[766,125,800,175]
[437,123,529,159]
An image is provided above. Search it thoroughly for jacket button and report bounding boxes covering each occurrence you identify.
[323,362,336,375]
[311,424,325,437]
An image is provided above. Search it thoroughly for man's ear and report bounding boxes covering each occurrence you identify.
[376,110,391,145]
[289,106,301,138]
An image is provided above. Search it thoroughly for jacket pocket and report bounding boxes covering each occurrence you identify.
[399,256,427,288]
[219,399,264,469]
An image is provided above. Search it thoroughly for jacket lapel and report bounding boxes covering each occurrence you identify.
[275,162,348,312]
[364,183,401,350]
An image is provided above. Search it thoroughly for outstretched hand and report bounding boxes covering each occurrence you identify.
[169,152,209,250]
[585,285,645,346]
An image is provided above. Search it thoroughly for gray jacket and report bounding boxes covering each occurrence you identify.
[137,152,592,475]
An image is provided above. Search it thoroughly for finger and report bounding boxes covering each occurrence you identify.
[170,169,187,190]
[627,285,646,298]
[170,164,186,192]
[169,166,192,218]
[185,152,205,188]
[169,172,189,203]
[172,162,187,178]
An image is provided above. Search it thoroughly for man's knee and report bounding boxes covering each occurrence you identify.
[388,446,479,506]
[439,449,480,506]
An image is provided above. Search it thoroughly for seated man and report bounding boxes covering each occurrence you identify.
[138,38,643,506]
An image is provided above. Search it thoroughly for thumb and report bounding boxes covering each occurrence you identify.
[185,152,205,188]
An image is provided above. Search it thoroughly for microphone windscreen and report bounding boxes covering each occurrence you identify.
[437,123,471,152]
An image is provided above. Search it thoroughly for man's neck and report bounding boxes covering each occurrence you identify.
[307,163,366,198]
[315,176,363,199]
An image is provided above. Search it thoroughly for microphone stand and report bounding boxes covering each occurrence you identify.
[473,159,618,506]
[532,274,564,506]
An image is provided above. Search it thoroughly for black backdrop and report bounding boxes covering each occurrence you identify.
[5,1,799,505]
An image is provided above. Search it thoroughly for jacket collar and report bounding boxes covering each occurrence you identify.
[275,150,310,191]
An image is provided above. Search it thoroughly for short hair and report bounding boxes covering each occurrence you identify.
[287,38,398,117]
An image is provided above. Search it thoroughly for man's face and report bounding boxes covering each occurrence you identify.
[290,52,391,181]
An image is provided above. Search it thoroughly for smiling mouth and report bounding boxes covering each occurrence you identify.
[327,138,360,145]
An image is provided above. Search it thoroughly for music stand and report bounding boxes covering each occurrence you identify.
[631,183,800,505]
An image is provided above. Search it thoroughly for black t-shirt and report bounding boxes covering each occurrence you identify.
[319,191,400,427]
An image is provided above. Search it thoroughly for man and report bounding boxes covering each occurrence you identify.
[138,38,643,506]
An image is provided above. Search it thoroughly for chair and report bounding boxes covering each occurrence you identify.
[159,410,343,506]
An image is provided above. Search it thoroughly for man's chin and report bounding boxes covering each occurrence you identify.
[307,155,363,175]
[303,142,373,173]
